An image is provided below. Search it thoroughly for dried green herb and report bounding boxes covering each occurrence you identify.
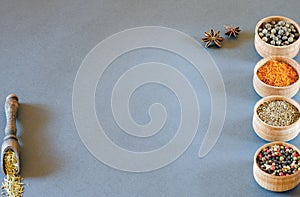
[257,100,300,126]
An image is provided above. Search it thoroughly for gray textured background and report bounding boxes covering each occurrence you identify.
[1,0,300,196]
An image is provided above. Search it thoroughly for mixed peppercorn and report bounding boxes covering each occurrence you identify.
[257,144,300,176]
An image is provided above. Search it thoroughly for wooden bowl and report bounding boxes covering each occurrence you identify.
[253,141,300,192]
[254,16,300,58]
[253,56,300,98]
[253,95,300,142]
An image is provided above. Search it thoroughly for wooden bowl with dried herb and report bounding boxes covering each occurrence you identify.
[254,16,300,58]
[253,56,300,98]
[253,95,300,142]
[253,141,300,192]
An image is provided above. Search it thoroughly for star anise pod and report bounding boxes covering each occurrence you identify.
[224,25,241,38]
[201,29,224,48]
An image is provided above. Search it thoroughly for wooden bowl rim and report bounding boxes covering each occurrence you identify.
[254,141,300,179]
[254,56,300,90]
[255,15,300,49]
[254,95,300,129]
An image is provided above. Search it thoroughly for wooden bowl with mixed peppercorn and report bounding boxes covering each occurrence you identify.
[253,56,300,98]
[254,16,300,58]
[253,95,300,142]
[253,141,300,192]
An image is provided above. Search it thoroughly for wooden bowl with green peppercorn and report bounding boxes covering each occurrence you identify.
[253,95,300,142]
[253,56,300,98]
[255,16,300,58]
[253,141,300,192]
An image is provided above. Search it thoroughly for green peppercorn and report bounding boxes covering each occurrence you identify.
[259,20,299,46]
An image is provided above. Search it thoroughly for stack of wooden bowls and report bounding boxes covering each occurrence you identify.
[252,16,300,192]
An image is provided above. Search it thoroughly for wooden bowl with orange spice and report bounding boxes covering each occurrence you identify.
[253,56,300,98]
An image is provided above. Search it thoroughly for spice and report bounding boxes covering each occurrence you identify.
[258,20,299,46]
[224,25,241,38]
[257,144,300,176]
[1,150,24,197]
[257,100,300,127]
[257,60,298,87]
[201,29,224,48]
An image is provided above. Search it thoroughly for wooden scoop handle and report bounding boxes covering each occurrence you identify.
[4,94,19,139]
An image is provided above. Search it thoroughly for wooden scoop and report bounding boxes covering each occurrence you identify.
[1,94,21,175]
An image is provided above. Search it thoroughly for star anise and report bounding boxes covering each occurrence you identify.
[224,25,241,38]
[201,29,224,48]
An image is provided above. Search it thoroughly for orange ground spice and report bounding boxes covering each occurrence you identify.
[257,60,299,87]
